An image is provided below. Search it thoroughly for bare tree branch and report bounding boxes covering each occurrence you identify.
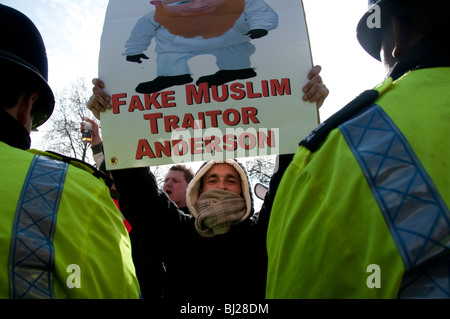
[41,77,95,165]
[244,155,276,186]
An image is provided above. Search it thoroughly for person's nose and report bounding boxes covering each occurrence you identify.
[216,179,227,190]
[163,181,172,189]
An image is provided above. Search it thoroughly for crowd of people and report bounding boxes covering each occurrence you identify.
[1,0,449,301]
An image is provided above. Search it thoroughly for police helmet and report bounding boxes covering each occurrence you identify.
[0,4,55,128]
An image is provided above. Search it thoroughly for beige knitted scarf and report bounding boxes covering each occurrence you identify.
[195,189,247,237]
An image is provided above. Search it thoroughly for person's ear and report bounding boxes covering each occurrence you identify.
[391,16,409,59]
[17,93,38,132]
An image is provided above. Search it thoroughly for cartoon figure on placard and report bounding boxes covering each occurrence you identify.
[123,0,278,94]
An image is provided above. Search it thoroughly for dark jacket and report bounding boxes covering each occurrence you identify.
[0,109,31,150]
[112,162,268,301]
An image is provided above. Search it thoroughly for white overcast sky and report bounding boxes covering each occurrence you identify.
[1,0,386,149]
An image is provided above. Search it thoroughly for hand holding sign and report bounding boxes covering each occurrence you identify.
[97,0,320,169]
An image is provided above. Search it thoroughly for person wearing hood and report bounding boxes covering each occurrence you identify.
[109,158,266,300]
[86,65,328,300]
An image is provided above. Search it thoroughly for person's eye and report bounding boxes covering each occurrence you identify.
[167,1,191,6]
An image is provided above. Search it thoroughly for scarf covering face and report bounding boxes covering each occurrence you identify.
[195,188,246,237]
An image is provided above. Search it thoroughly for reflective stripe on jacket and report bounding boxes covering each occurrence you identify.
[0,144,140,299]
[9,155,67,298]
[266,67,450,298]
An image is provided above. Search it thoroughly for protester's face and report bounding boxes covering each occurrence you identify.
[163,170,189,208]
[162,0,228,16]
[200,163,242,196]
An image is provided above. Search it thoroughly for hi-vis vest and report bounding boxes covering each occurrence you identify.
[266,67,450,299]
[0,145,140,299]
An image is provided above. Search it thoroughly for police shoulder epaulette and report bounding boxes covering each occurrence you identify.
[300,89,379,152]
[28,149,114,188]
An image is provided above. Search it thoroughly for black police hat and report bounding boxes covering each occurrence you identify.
[0,4,55,128]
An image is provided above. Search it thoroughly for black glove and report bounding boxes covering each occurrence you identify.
[126,54,149,64]
[246,29,268,39]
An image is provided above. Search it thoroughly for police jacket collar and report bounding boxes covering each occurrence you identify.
[0,109,31,150]
[388,34,450,81]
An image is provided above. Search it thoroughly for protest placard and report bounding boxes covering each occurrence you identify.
[99,0,317,169]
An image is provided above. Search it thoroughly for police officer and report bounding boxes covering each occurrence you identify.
[0,4,139,298]
[266,0,450,298]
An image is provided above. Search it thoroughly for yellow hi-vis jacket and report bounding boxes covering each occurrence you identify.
[266,67,450,299]
[0,144,140,299]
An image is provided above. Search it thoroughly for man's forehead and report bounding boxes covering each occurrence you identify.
[204,163,240,178]
[166,170,185,179]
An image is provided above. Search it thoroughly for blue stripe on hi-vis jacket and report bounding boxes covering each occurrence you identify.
[9,155,68,299]
[339,104,450,298]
